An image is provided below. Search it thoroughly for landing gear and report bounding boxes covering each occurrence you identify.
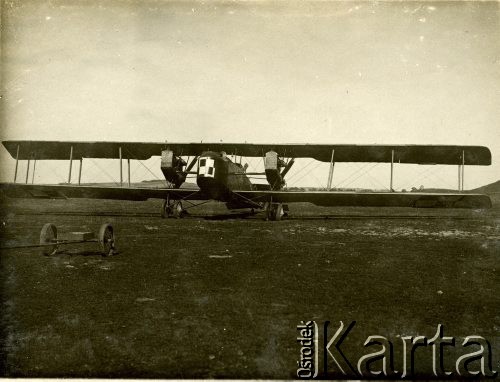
[98,223,116,256]
[266,202,285,221]
[161,197,185,219]
[282,204,289,217]
[40,223,58,256]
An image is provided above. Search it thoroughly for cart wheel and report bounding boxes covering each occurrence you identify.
[98,223,115,256]
[40,223,58,256]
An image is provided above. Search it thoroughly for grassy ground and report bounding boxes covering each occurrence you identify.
[1,197,499,378]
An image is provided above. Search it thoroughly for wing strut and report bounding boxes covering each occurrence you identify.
[13,144,20,182]
[327,149,335,190]
[280,158,295,178]
[119,146,123,186]
[68,145,73,183]
[461,149,465,191]
[25,158,31,184]
[31,159,37,184]
[127,158,131,187]
[185,156,199,172]
[78,158,83,185]
[390,149,394,192]
[458,149,465,191]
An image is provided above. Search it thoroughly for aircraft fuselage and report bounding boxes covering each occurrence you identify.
[196,151,257,208]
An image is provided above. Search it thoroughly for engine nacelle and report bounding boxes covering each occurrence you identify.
[264,150,286,190]
[161,150,187,188]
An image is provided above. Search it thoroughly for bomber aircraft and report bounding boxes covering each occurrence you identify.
[0,141,492,220]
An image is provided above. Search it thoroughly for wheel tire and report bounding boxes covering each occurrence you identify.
[274,203,283,221]
[263,202,271,221]
[40,223,58,256]
[268,203,283,221]
[161,199,171,218]
[172,201,184,219]
[99,223,115,256]
[282,204,289,217]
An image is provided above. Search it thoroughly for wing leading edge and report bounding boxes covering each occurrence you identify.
[0,183,491,209]
[233,190,492,209]
[2,140,492,165]
[0,183,206,201]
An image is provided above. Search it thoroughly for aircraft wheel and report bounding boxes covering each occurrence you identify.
[40,223,58,256]
[268,203,284,221]
[161,199,185,219]
[263,202,271,221]
[161,198,172,218]
[99,223,115,256]
[283,204,289,217]
[172,201,184,219]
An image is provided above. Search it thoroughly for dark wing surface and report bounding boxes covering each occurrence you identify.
[2,141,491,165]
[0,183,207,201]
[233,190,492,209]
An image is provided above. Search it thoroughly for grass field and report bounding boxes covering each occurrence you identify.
[1,197,499,378]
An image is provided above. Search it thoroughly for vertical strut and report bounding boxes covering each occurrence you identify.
[461,150,465,191]
[31,159,36,184]
[327,149,335,190]
[186,156,199,172]
[127,158,131,187]
[68,146,73,183]
[390,149,394,192]
[119,146,123,186]
[13,144,19,182]
[25,158,31,184]
[458,164,461,191]
[78,158,83,185]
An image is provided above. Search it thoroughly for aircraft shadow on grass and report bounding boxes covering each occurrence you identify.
[48,249,119,258]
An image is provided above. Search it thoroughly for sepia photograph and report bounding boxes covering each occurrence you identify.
[0,0,499,379]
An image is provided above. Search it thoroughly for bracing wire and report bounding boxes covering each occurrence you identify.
[287,160,326,188]
[334,162,373,188]
[285,159,317,184]
[87,158,121,186]
[363,167,390,191]
[400,165,456,191]
[341,163,381,189]
[44,160,70,184]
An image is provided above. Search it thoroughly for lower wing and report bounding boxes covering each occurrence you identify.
[0,183,207,201]
[232,190,492,209]
[0,183,491,209]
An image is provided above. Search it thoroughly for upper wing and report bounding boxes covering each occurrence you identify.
[2,140,491,165]
[233,190,492,209]
[0,183,207,201]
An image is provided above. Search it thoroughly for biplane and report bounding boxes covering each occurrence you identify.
[0,140,492,220]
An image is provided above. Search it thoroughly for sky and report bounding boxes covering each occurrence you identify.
[1,0,499,190]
